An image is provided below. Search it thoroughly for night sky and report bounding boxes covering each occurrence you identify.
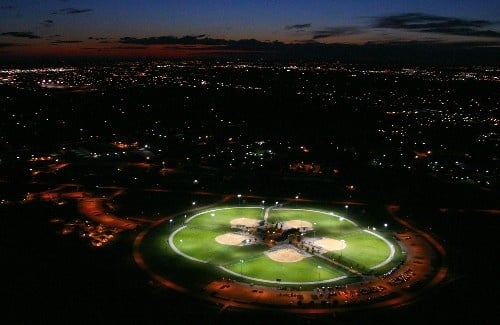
[1,0,500,61]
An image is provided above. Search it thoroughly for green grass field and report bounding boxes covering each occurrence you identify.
[158,206,404,285]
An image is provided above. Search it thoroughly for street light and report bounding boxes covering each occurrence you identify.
[317,265,322,281]
[345,205,349,218]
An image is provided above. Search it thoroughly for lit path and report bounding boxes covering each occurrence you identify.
[263,206,272,222]
[388,205,448,295]
[77,197,138,229]
[366,230,396,270]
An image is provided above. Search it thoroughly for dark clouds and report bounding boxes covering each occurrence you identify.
[41,20,54,28]
[312,27,362,40]
[52,8,93,15]
[374,13,500,38]
[118,35,287,53]
[119,35,227,46]
[88,36,112,43]
[285,24,311,30]
[50,40,82,44]
[1,31,40,39]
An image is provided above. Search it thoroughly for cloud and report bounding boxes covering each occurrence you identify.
[118,35,288,52]
[41,20,54,27]
[88,36,109,41]
[46,34,62,39]
[119,35,227,46]
[52,8,93,15]
[285,24,311,30]
[1,31,40,39]
[423,28,500,38]
[373,13,500,38]
[50,40,82,44]
[312,27,362,40]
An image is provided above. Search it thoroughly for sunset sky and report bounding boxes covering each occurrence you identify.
[1,0,500,61]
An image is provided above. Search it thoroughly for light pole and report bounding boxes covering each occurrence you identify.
[317,265,322,281]
[237,194,241,205]
[169,218,173,229]
[340,239,345,257]
[345,205,348,219]
[240,259,244,275]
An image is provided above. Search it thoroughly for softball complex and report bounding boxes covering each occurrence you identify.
[135,203,445,313]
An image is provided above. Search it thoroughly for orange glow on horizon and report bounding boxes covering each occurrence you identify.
[4,43,260,59]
